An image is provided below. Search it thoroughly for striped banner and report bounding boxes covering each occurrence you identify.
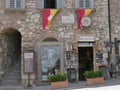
[77,9,93,29]
[42,9,58,30]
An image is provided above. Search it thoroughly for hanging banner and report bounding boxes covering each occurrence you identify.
[42,9,58,30]
[77,9,93,29]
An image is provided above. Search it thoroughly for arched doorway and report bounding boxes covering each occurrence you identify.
[0,27,22,86]
[38,37,64,83]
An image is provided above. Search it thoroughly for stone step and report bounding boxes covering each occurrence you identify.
[10,65,21,70]
[2,75,21,80]
[1,61,21,86]
[10,69,21,73]
[5,71,21,76]
[1,81,21,86]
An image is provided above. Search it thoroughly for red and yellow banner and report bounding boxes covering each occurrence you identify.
[77,9,93,29]
[42,9,58,30]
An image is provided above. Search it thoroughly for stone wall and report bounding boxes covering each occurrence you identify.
[110,0,120,40]
[0,0,111,85]
[0,0,109,45]
[109,0,120,66]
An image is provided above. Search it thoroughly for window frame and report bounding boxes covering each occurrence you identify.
[6,0,25,10]
[77,0,94,9]
[118,0,120,8]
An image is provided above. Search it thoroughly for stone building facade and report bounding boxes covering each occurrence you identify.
[108,0,120,75]
[0,0,119,86]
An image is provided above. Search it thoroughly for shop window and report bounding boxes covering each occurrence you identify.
[77,0,94,8]
[6,0,25,9]
[37,0,64,9]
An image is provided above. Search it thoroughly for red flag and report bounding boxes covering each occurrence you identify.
[42,9,58,30]
[77,9,85,29]
[42,9,50,30]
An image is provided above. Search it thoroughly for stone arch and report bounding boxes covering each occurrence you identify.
[0,27,22,85]
[42,37,58,42]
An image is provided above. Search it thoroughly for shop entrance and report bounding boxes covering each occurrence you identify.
[37,38,64,83]
[78,47,93,80]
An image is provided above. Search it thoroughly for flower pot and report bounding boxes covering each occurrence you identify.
[51,80,68,89]
[86,77,104,85]
[95,44,102,52]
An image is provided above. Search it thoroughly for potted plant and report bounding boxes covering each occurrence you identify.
[48,73,68,89]
[83,70,104,85]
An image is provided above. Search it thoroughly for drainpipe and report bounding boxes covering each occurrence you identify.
[107,0,116,78]
[108,0,112,54]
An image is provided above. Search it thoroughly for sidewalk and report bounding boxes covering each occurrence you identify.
[0,78,120,90]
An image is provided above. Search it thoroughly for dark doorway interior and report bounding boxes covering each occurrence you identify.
[78,47,93,80]
[1,28,21,85]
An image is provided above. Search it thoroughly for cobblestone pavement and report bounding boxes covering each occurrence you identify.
[0,78,120,90]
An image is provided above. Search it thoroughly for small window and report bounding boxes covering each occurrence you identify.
[77,0,93,8]
[6,0,25,9]
[37,0,64,9]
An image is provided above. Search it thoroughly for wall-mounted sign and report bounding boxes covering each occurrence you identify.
[23,50,34,73]
[79,36,95,42]
[81,16,91,27]
[62,15,74,23]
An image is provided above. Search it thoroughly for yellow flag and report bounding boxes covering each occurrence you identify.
[85,9,93,16]
[46,9,58,29]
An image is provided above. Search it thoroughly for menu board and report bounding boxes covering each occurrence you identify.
[23,50,34,73]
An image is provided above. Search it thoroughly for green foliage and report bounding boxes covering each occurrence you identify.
[48,73,67,82]
[83,70,103,79]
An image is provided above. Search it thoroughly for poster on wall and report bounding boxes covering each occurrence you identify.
[23,50,34,73]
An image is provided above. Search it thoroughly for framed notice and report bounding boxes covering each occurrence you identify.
[62,15,74,23]
[23,50,34,73]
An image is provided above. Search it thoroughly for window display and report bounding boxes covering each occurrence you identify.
[41,45,60,82]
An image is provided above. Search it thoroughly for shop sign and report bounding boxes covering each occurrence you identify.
[79,36,95,42]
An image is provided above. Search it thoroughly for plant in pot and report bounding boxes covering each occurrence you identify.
[48,73,68,89]
[83,70,104,85]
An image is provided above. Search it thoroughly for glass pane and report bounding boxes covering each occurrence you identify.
[79,0,84,8]
[85,0,91,8]
[41,45,60,82]
[10,0,15,8]
[16,0,21,8]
